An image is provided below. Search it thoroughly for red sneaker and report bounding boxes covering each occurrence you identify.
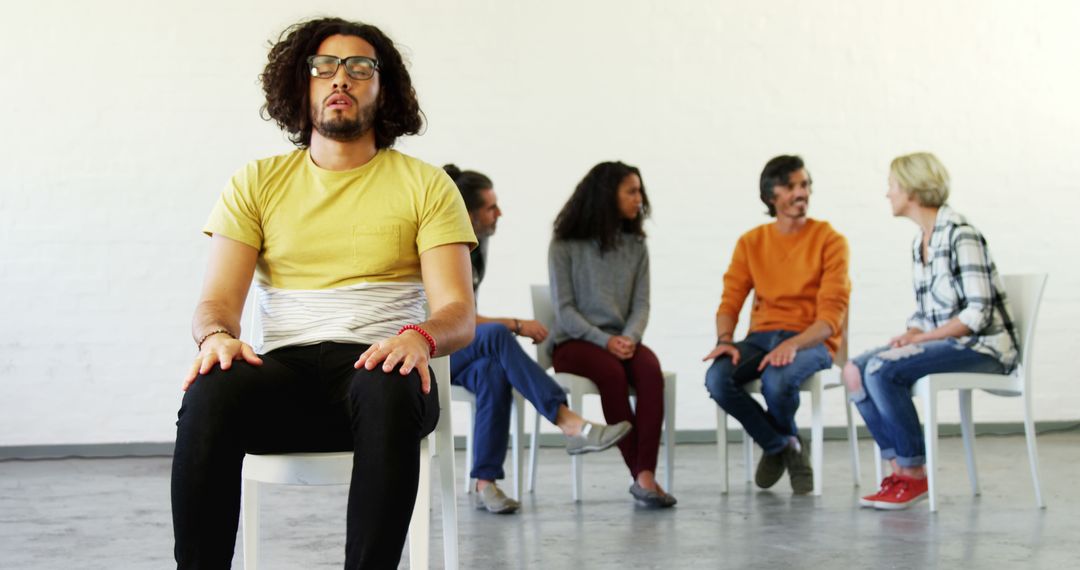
[873,474,928,510]
[859,474,900,507]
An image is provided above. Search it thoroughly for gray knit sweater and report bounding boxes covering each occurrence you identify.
[547,235,650,349]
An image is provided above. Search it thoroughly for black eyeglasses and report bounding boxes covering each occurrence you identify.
[306,55,379,80]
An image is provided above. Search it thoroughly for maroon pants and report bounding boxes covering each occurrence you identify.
[552,340,665,479]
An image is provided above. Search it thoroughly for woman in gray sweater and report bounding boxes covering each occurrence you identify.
[548,161,675,508]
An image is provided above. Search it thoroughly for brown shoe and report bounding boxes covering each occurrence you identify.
[755,449,786,489]
[782,436,813,495]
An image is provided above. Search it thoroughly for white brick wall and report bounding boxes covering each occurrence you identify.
[1,0,1077,446]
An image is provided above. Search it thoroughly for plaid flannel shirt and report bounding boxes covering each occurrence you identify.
[906,205,1017,370]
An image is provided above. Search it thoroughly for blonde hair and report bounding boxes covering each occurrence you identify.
[890,152,950,207]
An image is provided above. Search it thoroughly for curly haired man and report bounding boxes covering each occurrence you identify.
[171,17,477,569]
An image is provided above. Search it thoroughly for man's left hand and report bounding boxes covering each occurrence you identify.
[517,319,548,344]
[758,338,800,371]
[354,330,433,394]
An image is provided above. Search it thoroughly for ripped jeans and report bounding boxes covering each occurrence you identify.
[849,339,1005,467]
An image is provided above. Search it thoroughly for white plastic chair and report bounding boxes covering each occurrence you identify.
[240,356,459,570]
[451,384,527,499]
[871,273,1048,512]
[715,319,859,496]
[526,284,677,502]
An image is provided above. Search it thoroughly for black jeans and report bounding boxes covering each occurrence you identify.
[171,342,440,569]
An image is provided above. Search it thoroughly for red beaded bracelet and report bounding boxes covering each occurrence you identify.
[398,324,437,357]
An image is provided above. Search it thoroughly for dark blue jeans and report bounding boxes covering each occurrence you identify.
[705,330,832,454]
[849,339,1005,467]
[451,323,568,481]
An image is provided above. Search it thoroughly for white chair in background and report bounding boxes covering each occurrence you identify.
[451,385,527,500]
[871,273,1048,512]
[526,284,677,502]
[715,318,860,496]
[239,347,459,570]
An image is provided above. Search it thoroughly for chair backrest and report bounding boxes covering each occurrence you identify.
[241,286,262,347]
[530,284,557,370]
[1001,274,1048,388]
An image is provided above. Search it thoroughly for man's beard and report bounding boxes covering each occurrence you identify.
[475,224,496,239]
[311,98,376,142]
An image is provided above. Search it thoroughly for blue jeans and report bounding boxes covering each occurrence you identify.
[850,339,1005,468]
[451,323,568,481]
[705,330,832,454]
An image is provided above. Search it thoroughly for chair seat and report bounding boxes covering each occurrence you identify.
[240,355,459,570]
[914,372,1022,395]
[552,371,678,395]
[450,385,475,404]
[242,452,353,485]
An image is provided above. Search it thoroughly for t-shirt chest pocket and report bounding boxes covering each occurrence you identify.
[353,225,403,275]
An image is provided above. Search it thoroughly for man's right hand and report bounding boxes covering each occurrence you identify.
[702,342,740,364]
[183,334,263,391]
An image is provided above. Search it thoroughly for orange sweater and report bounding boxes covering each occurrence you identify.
[717,219,850,356]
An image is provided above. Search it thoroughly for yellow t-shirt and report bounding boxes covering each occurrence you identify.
[205,148,477,289]
[204,148,477,352]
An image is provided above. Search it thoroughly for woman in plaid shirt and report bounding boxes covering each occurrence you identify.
[842,152,1018,510]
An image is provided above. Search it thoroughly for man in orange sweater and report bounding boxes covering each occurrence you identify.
[703,155,850,495]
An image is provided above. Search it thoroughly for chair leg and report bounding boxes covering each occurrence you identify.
[742,430,754,484]
[1023,393,1047,508]
[958,389,980,496]
[241,478,259,570]
[663,372,676,491]
[922,387,940,512]
[409,438,432,570]
[844,393,861,488]
[436,430,460,570]
[873,442,884,485]
[811,380,824,496]
[528,411,541,493]
[570,388,584,502]
[463,400,475,495]
[716,407,728,494]
[511,392,525,501]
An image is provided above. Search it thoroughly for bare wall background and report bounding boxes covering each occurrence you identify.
[1,0,1077,446]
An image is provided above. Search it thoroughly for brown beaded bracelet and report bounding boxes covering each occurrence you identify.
[197,329,236,350]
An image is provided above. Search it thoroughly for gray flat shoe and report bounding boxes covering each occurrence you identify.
[565,420,632,455]
[629,482,677,508]
[472,482,521,514]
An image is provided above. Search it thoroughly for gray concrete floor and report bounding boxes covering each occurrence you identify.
[1,432,1078,569]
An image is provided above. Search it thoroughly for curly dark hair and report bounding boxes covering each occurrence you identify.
[259,17,423,149]
[759,155,810,217]
[553,161,650,252]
